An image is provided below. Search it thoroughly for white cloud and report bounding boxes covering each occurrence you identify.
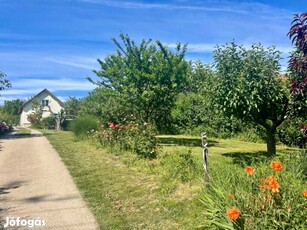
[12,78,95,91]
[79,0,248,14]
[45,57,98,70]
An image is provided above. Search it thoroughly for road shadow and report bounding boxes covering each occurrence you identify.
[0,132,51,141]
[22,194,80,204]
[0,180,26,196]
[222,151,274,166]
[157,136,219,147]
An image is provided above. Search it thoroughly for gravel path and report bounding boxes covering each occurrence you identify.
[0,129,99,229]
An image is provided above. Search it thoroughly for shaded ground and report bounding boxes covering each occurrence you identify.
[0,129,98,229]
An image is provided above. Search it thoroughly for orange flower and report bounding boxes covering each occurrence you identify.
[227,207,240,221]
[245,166,255,175]
[271,161,282,172]
[303,190,307,197]
[261,175,280,193]
[229,194,235,200]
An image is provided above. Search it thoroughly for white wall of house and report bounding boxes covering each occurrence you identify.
[20,91,64,126]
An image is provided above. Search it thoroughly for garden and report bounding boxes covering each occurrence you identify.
[38,13,307,229]
[1,11,307,230]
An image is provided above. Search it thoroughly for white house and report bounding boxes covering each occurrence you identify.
[19,89,65,127]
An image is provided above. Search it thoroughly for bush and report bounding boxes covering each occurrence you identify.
[95,121,158,158]
[69,116,99,138]
[0,111,19,126]
[277,118,307,148]
[41,117,55,129]
[199,152,307,229]
[0,122,10,135]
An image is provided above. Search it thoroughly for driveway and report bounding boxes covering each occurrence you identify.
[0,129,99,229]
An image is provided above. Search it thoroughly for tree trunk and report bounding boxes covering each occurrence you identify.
[266,127,276,155]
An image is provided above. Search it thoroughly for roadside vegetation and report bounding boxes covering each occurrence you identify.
[42,129,306,229]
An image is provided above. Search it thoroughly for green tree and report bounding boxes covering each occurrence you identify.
[90,34,189,132]
[79,88,130,124]
[3,99,23,115]
[64,97,81,119]
[213,42,289,155]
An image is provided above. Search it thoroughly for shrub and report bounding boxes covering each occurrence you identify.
[41,117,55,129]
[199,152,307,229]
[277,118,307,148]
[95,121,158,158]
[0,122,10,135]
[69,116,99,138]
[0,111,19,126]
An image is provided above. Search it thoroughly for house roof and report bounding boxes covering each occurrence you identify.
[19,88,65,114]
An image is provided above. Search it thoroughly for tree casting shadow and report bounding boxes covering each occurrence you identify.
[157,136,219,147]
[222,151,274,166]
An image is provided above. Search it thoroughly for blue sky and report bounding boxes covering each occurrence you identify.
[0,0,306,104]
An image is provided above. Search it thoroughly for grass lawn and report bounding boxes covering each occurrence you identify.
[41,130,301,229]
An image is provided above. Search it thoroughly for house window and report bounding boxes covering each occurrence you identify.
[42,100,49,106]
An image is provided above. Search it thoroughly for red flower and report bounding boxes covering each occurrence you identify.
[114,124,119,129]
[245,166,255,175]
[271,161,282,172]
[261,175,280,193]
[303,190,307,197]
[227,207,240,221]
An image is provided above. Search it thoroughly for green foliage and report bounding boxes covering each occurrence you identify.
[2,99,23,115]
[277,118,307,148]
[69,116,99,138]
[90,33,189,133]
[213,42,290,155]
[0,110,19,125]
[79,88,131,124]
[40,117,56,129]
[159,150,201,194]
[96,121,158,158]
[199,153,307,229]
[64,97,81,119]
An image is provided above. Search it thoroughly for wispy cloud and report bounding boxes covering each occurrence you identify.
[45,57,98,70]
[79,0,249,14]
[79,0,293,19]
[167,42,294,54]
[12,78,95,91]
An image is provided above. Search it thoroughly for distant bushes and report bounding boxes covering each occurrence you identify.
[68,116,99,138]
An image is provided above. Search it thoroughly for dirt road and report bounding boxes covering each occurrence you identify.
[0,129,99,229]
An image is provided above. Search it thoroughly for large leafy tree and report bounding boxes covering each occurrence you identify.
[213,43,289,155]
[90,34,189,132]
